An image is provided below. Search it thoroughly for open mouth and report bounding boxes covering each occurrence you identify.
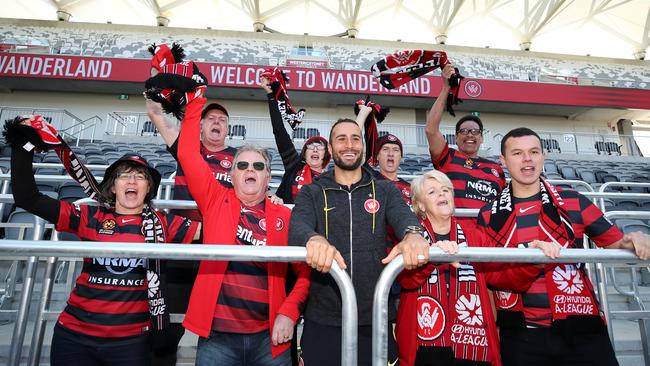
[437,200,449,206]
[521,166,536,175]
[245,177,257,184]
[125,188,138,199]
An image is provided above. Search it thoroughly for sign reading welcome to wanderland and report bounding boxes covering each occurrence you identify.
[2,52,650,110]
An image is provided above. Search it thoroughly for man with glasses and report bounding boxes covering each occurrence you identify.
[176,97,310,366]
[146,97,237,365]
[425,64,506,219]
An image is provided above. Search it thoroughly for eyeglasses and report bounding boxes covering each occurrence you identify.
[306,144,326,151]
[457,128,482,136]
[236,161,266,171]
[117,172,147,181]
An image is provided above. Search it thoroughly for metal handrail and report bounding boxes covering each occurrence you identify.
[371,248,650,366]
[0,241,358,366]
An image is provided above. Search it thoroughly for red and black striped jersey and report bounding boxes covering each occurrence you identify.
[212,202,271,334]
[432,144,506,209]
[168,139,236,221]
[478,188,623,328]
[55,201,198,338]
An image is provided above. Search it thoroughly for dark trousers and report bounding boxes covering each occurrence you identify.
[51,323,149,366]
[300,318,398,366]
[149,323,185,366]
[414,346,492,366]
[500,323,619,366]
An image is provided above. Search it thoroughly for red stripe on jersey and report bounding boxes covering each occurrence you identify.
[221,277,269,303]
[54,202,197,338]
[58,311,150,338]
[67,292,148,314]
[432,144,505,209]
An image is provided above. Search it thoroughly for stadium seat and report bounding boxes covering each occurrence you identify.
[559,166,578,180]
[5,210,44,240]
[378,131,389,137]
[444,134,456,145]
[578,171,598,185]
[615,200,640,210]
[306,128,320,138]
[541,138,561,153]
[544,162,559,174]
[229,125,247,140]
[58,182,87,202]
[619,223,650,235]
[292,128,306,140]
[155,162,177,178]
[0,145,11,157]
[35,167,63,175]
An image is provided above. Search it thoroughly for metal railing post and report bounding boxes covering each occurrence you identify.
[27,255,57,366]
[7,216,44,366]
[371,247,650,366]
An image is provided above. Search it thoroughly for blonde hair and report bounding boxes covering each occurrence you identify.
[410,169,454,218]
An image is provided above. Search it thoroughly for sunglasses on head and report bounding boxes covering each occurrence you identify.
[236,161,266,171]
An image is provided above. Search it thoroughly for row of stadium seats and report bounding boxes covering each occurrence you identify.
[2,23,649,89]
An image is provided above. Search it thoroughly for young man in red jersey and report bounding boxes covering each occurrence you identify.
[426,64,505,218]
[479,127,650,366]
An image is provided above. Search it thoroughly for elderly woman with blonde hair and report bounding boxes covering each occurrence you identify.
[394,170,502,366]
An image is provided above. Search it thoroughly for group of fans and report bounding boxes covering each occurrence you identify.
[3,47,650,366]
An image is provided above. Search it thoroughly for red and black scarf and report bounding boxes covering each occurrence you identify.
[354,97,390,165]
[261,67,305,129]
[417,218,492,363]
[145,43,207,120]
[485,180,599,320]
[371,50,464,116]
[3,115,172,331]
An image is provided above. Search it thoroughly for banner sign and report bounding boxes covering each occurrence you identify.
[2,52,650,109]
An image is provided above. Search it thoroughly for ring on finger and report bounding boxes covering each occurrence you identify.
[417,254,427,261]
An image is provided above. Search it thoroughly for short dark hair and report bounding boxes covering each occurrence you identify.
[328,118,359,143]
[500,127,542,155]
[455,115,483,134]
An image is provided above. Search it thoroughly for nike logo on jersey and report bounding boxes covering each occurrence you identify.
[206,154,217,159]
[121,218,137,224]
[519,205,536,214]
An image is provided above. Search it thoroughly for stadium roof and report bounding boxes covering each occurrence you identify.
[4,0,650,60]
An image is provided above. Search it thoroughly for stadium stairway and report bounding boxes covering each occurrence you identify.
[0,263,649,365]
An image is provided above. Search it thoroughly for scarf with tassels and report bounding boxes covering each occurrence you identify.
[416,217,493,363]
[145,43,207,120]
[354,97,390,166]
[2,115,172,331]
[261,67,305,129]
[484,180,599,320]
[371,50,464,116]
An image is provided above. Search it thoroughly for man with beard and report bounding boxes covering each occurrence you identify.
[146,98,236,365]
[289,118,430,366]
[425,64,505,219]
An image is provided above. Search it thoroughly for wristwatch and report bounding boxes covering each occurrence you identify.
[404,225,422,236]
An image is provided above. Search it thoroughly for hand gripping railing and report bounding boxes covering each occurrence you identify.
[0,241,358,366]
[371,248,650,366]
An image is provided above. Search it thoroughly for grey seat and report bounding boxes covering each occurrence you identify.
[5,210,44,240]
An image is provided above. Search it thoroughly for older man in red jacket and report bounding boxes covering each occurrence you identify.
[176,97,310,366]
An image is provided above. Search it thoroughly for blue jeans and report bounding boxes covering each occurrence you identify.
[196,330,290,366]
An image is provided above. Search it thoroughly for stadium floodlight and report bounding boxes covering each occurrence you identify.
[56,10,71,22]
[520,41,531,51]
[633,50,645,61]
[156,16,169,27]
[435,34,447,44]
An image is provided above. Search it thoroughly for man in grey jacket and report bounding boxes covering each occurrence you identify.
[289,118,430,366]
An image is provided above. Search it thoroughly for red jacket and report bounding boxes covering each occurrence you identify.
[395,221,501,366]
[178,98,310,357]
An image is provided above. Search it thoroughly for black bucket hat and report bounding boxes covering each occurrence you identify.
[100,154,162,199]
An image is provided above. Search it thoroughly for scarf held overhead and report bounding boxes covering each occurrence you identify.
[371,50,464,116]
[485,180,599,320]
[354,96,390,166]
[2,115,171,331]
[261,67,305,130]
[145,43,207,120]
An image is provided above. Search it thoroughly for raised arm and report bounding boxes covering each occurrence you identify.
[145,98,180,147]
[10,145,60,223]
[425,64,455,161]
[260,76,300,170]
[176,97,222,213]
